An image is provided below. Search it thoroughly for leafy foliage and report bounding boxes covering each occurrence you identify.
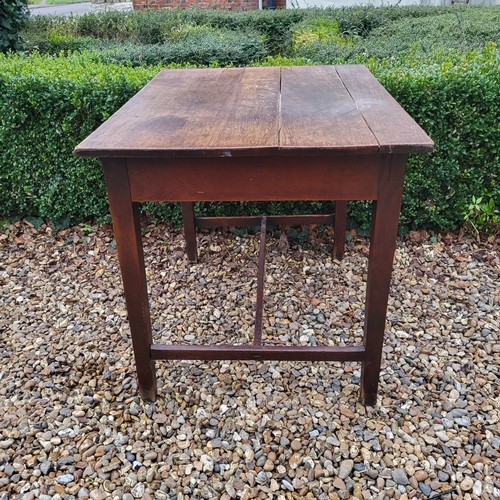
[1,7,500,230]
[0,53,161,225]
[94,27,267,68]
[0,0,29,53]
[464,194,500,236]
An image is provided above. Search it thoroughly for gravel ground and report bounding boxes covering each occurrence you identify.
[1,219,500,500]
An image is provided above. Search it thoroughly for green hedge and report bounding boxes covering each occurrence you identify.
[0,53,161,225]
[1,44,499,230]
[1,6,500,231]
[367,44,500,231]
[22,5,500,58]
[95,28,267,68]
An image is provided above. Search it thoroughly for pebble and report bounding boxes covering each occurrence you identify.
[56,474,75,485]
[460,476,474,491]
[1,224,499,500]
[338,460,354,479]
[419,483,432,496]
[392,469,410,486]
[0,440,14,449]
[256,471,268,485]
[131,483,145,498]
[473,480,483,496]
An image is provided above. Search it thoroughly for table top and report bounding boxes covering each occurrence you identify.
[75,65,433,158]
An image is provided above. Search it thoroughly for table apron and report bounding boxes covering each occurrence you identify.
[124,155,383,202]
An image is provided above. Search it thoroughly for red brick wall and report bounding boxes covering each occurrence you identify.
[133,0,285,11]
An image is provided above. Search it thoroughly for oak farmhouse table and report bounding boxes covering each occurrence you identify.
[75,66,433,405]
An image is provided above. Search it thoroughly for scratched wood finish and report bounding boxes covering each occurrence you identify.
[280,66,379,154]
[126,156,380,202]
[335,65,434,154]
[75,67,280,158]
[76,66,434,405]
[75,65,433,158]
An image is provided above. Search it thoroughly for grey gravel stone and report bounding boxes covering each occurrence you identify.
[419,482,432,496]
[392,469,410,486]
[338,460,354,479]
[131,482,145,498]
[56,474,75,485]
[1,224,499,500]
[0,439,14,449]
[40,461,52,475]
[256,471,268,485]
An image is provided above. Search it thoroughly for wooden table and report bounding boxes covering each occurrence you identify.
[75,66,433,405]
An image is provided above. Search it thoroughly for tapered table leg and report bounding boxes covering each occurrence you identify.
[334,200,348,260]
[102,158,157,402]
[361,155,407,406]
[181,202,197,263]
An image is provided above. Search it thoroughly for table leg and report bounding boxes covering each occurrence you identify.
[181,202,197,263]
[361,155,407,406]
[102,158,157,402]
[334,201,348,260]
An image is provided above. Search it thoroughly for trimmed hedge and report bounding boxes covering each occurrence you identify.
[94,28,267,68]
[1,7,500,230]
[0,53,161,225]
[2,44,499,230]
[366,44,500,231]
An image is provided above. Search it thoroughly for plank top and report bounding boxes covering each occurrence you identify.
[75,65,433,158]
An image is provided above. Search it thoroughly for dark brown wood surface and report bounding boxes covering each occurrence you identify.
[360,154,407,405]
[279,66,379,153]
[77,65,434,405]
[101,159,157,401]
[74,65,433,158]
[335,65,434,154]
[195,214,335,228]
[75,67,280,158]
[150,344,366,362]
[126,155,380,202]
[334,200,348,260]
[181,202,197,263]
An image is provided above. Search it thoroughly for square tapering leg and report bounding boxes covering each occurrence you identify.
[102,158,157,401]
[361,155,407,406]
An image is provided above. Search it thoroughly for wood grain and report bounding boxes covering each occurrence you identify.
[75,65,433,158]
[84,65,434,403]
[75,67,280,158]
[335,65,434,154]
[126,155,380,202]
[280,66,379,153]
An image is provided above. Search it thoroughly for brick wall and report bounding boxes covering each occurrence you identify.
[133,0,285,11]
